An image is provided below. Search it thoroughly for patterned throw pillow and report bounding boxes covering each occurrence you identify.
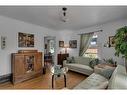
[71,56,75,63]
[66,57,72,63]
[66,56,75,63]
[89,59,100,68]
[98,66,115,79]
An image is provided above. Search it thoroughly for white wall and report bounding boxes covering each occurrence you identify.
[0,16,57,76]
[55,30,80,59]
[62,19,127,65]
[56,30,73,54]
[0,15,127,76]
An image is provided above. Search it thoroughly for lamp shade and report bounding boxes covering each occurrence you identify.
[64,44,69,54]
[64,44,69,48]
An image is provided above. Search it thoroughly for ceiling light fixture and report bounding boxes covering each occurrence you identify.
[62,7,68,22]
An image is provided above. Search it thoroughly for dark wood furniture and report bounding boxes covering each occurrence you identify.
[44,53,53,65]
[57,53,69,66]
[11,50,43,84]
[51,66,68,89]
[52,73,66,89]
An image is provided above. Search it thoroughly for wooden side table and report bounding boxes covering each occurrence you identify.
[57,53,69,66]
[52,74,67,89]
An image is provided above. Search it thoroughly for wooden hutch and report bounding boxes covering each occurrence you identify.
[11,50,43,84]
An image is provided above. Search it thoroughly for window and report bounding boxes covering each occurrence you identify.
[83,34,98,58]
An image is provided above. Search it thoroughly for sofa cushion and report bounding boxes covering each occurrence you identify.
[65,64,93,75]
[90,81,109,89]
[75,57,92,66]
[73,57,79,63]
[99,67,115,79]
[74,73,108,89]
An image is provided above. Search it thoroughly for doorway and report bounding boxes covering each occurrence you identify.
[44,36,56,68]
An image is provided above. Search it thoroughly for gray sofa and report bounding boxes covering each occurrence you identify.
[74,73,109,89]
[63,56,127,89]
[73,65,127,89]
[63,57,94,76]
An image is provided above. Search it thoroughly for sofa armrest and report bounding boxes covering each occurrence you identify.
[63,60,67,67]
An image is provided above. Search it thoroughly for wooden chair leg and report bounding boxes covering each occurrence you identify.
[52,75,54,89]
[64,74,66,87]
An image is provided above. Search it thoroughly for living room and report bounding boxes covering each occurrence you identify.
[0,1,127,94]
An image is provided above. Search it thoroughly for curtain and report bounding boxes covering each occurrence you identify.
[79,33,94,56]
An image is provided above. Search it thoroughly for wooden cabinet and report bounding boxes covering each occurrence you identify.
[57,53,69,66]
[35,52,42,72]
[13,55,25,77]
[11,50,43,84]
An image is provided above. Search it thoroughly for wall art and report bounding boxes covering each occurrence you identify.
[69,40,77,48]
[18,32,34,47]
[59,41,64,47]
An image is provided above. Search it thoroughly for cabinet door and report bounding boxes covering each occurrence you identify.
[35,52,42,71]
[14,55,25,76]
[24,55,35,73]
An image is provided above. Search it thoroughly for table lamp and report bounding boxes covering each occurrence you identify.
[64,44,69,54]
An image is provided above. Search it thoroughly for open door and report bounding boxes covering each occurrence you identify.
[44,36,56,68]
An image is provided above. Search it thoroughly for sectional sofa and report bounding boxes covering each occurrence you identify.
[74,65,127,89]
[63,57,127,89]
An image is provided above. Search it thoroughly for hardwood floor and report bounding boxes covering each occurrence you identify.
[0,70,87,89]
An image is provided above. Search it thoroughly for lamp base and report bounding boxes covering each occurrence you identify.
[65,48,67,54]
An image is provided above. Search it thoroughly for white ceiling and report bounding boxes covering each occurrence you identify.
[0,6,127,30]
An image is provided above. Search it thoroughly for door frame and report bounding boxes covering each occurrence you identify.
[44,36,56,65]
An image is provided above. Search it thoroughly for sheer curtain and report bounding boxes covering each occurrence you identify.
[79,32,94,56]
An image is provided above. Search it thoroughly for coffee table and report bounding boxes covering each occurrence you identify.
[51,65,68,89]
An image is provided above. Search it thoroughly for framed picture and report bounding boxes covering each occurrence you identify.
[109,36,115,47]
[69,40,77,48]
[18,32,34,47]
[59,41,64,47]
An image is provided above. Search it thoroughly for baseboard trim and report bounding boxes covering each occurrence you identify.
[0,74,12,83]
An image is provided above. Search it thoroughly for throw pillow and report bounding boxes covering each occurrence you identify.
[97,66,115,79]
[89,59,99,68]
[66,57,72,63]
[66,56,75,63]
[71,56,75,63]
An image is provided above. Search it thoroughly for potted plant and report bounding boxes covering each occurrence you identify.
[113,26,127,72]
